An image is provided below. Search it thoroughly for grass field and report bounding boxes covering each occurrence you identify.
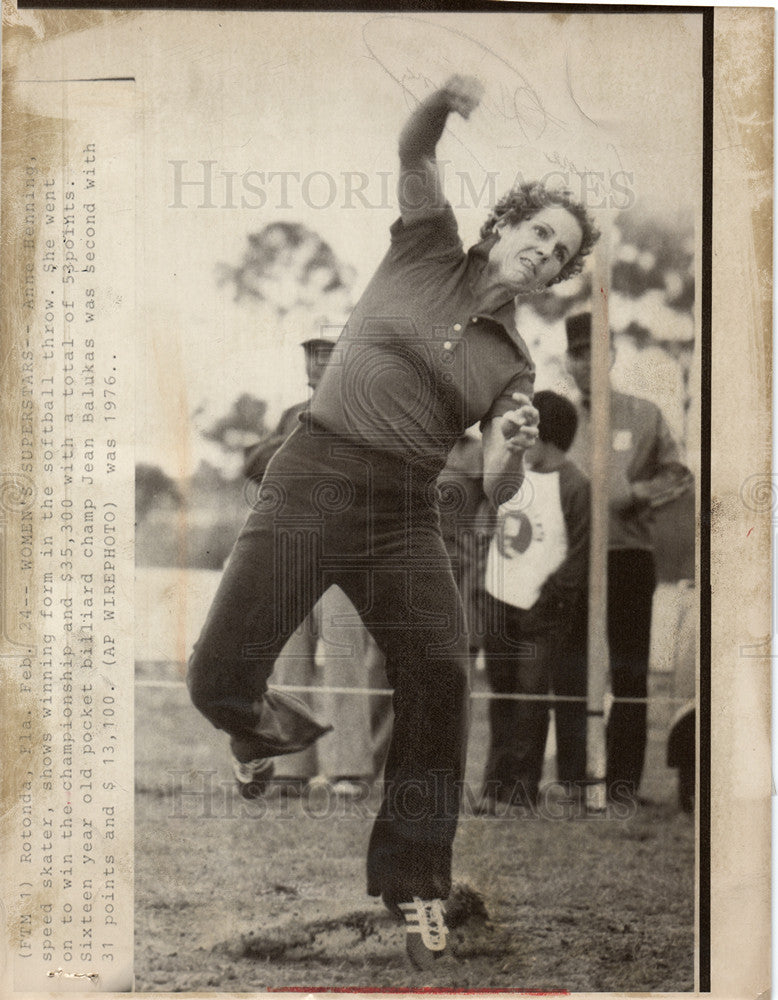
[135,659,695,993]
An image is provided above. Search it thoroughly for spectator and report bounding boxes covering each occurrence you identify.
[564,311,693,803]
[244,333,389,798]
[243,335,337,482]
[479,390,590,812]
[312,586,391,797]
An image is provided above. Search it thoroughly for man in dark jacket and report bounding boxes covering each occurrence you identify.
[243,334,337,482]
[565,311,693,803]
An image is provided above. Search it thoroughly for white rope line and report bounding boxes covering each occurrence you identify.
[136,677,693,706]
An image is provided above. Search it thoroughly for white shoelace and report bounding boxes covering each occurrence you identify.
[398,898,448,951]
[232,758,271,782]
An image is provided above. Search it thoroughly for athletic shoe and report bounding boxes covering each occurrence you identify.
[233,757,274,800]
[397,897,448,970]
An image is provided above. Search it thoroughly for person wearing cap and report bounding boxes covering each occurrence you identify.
[564,311,693,804]
[243,333,390,798]
[243,334,337,482]
[188,73,599,969]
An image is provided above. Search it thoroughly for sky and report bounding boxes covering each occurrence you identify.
[10,9,703,476]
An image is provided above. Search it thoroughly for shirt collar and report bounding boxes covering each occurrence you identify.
[465,236,519,336]
[467,231,500,264]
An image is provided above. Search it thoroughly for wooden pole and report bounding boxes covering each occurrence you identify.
[586,216,612,813]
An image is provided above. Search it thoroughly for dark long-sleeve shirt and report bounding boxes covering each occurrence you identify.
[309,207,535,471]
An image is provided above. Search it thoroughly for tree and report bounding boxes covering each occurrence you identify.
[200,393,269,453]
[135,464,182,523]
[205,221,356,477]
[612,207,694,312]
[217,221,355,318]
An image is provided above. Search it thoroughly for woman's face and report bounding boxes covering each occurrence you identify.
[489,205,583,292]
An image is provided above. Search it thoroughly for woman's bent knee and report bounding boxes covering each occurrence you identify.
[186,644,218,717]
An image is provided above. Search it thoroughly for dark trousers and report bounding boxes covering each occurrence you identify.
[482,595,583,804]
[605,548,656,795]
[187,423,469,902]
[552,613,588,788]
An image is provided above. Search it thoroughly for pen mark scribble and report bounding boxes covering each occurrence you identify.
[362,15,570,167]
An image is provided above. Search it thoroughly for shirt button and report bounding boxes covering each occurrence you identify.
[453,323,462,332]
[471,316,478,324]
[443,340,452,350]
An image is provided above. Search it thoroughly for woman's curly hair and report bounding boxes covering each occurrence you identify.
[480,182,601,286]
